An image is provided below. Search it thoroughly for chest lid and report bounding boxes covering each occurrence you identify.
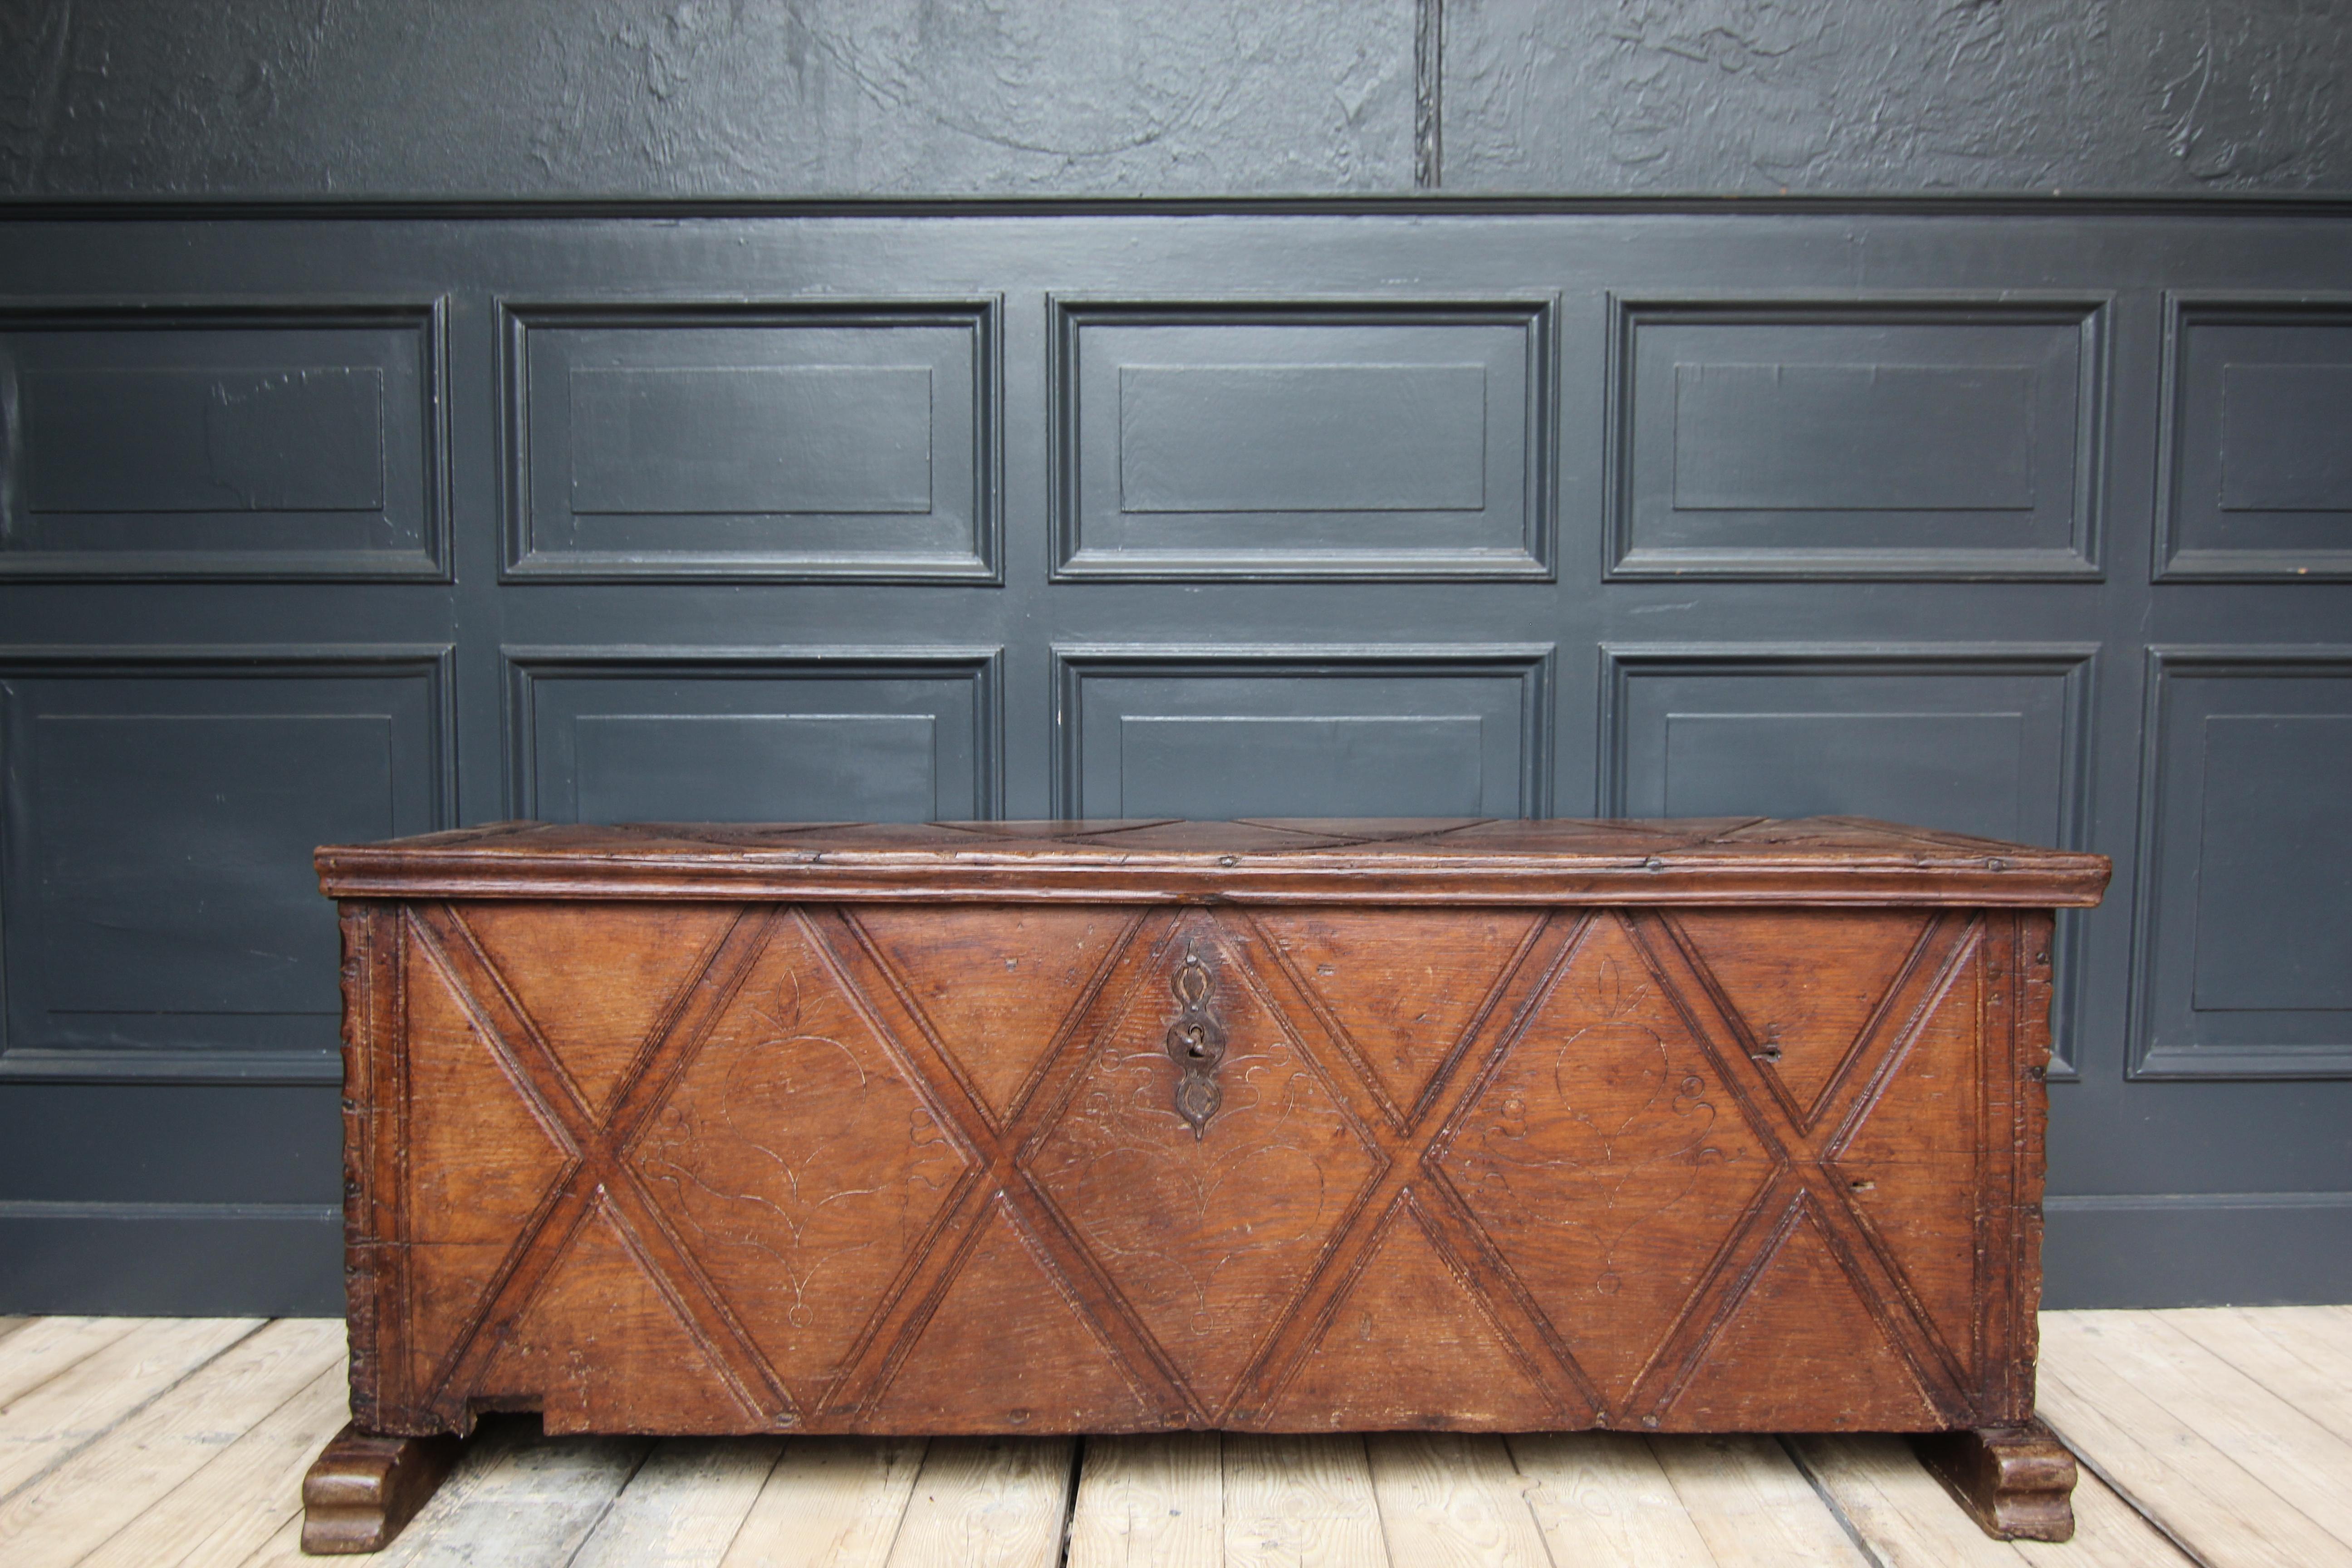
[317,817,2109,906]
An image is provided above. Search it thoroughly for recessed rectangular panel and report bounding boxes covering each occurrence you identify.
[1057,648,1548,818]
[507,304,994,581]
[574,714,938,823]
[24,368,384,514]
[1117,364,1487,514]
[1116,715,1484,818]
[2162,302,2352,578]
[2219,365,2352,513]
[1671,364,2035,512]
[568,366,934,516]
[2191,716,2352,1013]
[1055,303,1552,578]
[2135,654,2352,1077]
[1662,712,2026,840]
[1613,302,2099,578]
[511,652,996,824]
[0,308,441,578]
[0,655,448,1059]
[33,715,393,1014]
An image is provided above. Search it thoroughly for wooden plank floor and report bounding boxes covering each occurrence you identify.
[1,1309,2346,1566]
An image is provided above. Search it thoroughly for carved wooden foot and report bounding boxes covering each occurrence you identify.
[301,1422,466,1554]
[1911,1416,2077,1542]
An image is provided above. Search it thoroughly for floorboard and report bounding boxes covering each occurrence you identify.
[717,1436,927,1568]
[1364,1432,1551,1567]
[0,1317,261,1501]
[882,1436,1074,1568]
[1065,1432,1222,1568]
[2044,1309,2352,1564]
[1509,1430,1718,1566]
[0,1317,148,1412]
[1649,1434,1872,1567]
[6,1307,2352,1565]
[77,1359,351,1568]
[0,1318,340,1568]
[1221,1434,1384,1568]
[370,1418,651,1568]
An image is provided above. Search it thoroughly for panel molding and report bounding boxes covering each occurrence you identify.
[0,642,456,1084]
[1602,292,2110,582]
[501,644,1004,820]
[496,296,1002,583]
[0,295,451,582]
[2155,292,2352,582]
[1047,296,1560,581]
[1599,642,2098,1076]
[1050,642,1556,817]
[2130,645,2352,1079]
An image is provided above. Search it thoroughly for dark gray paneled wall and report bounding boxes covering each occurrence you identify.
[6,0,2352,197]
[1,205,2348,1316]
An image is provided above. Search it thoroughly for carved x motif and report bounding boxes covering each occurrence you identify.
[406,902,794,1427]
[1607,908,1990,1424]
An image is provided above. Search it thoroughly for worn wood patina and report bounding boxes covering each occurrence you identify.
[308,816,2107,1550]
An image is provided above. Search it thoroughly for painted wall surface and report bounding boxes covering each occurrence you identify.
[4,0,2350,197]
[1,2,2348,1318]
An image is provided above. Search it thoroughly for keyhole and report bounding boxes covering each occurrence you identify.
[1185,1028,1208,1059]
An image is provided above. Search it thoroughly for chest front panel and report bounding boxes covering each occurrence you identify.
[346,895,2045,1437]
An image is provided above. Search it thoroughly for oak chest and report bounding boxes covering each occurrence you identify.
[308,816,2107,1548]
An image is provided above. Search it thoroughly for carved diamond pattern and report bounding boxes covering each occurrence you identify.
[393,893,1992,1435]
[628,912,974,1413]
[1022,909,1384,1418]
[1437,912,1775,1415]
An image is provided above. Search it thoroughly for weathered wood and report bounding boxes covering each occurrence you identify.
[1065,1433,1221,1568]
[80,1360,350,1568]
[318,816,2097,1544]
[1365,1432,1550,1566]
[317,817,2111,906]
[716,1436,926,1568]
[1509,1431,1717,1566]
[1649,1435,1872,1567]
[1802,1432,2035,1563]
[0,1318,341,1567]
[568,1438,782,1568]
[0,1316,147,1411]
[1909,1419,2078,1543]
[884,1437,1075,1567]
[366,1421,647,1568]
[2036,1356,2352,1567]
[0,1317,262,1499]
[2018,1468,2200,1568]
[1220,1435,1384,1568]
[299,1424,467,1555]
[2043,1311,2352,1558]
[2173,1306,2352,1446]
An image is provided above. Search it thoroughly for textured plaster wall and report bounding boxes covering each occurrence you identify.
[0,0,2347,197]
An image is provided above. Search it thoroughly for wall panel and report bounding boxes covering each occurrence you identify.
[2158,296,2352,580]
[1606,297,2105,580]
[0,302,447,580]
[2131,648,2352,1078]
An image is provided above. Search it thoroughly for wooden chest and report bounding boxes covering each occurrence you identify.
[310,816,2106,1542]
